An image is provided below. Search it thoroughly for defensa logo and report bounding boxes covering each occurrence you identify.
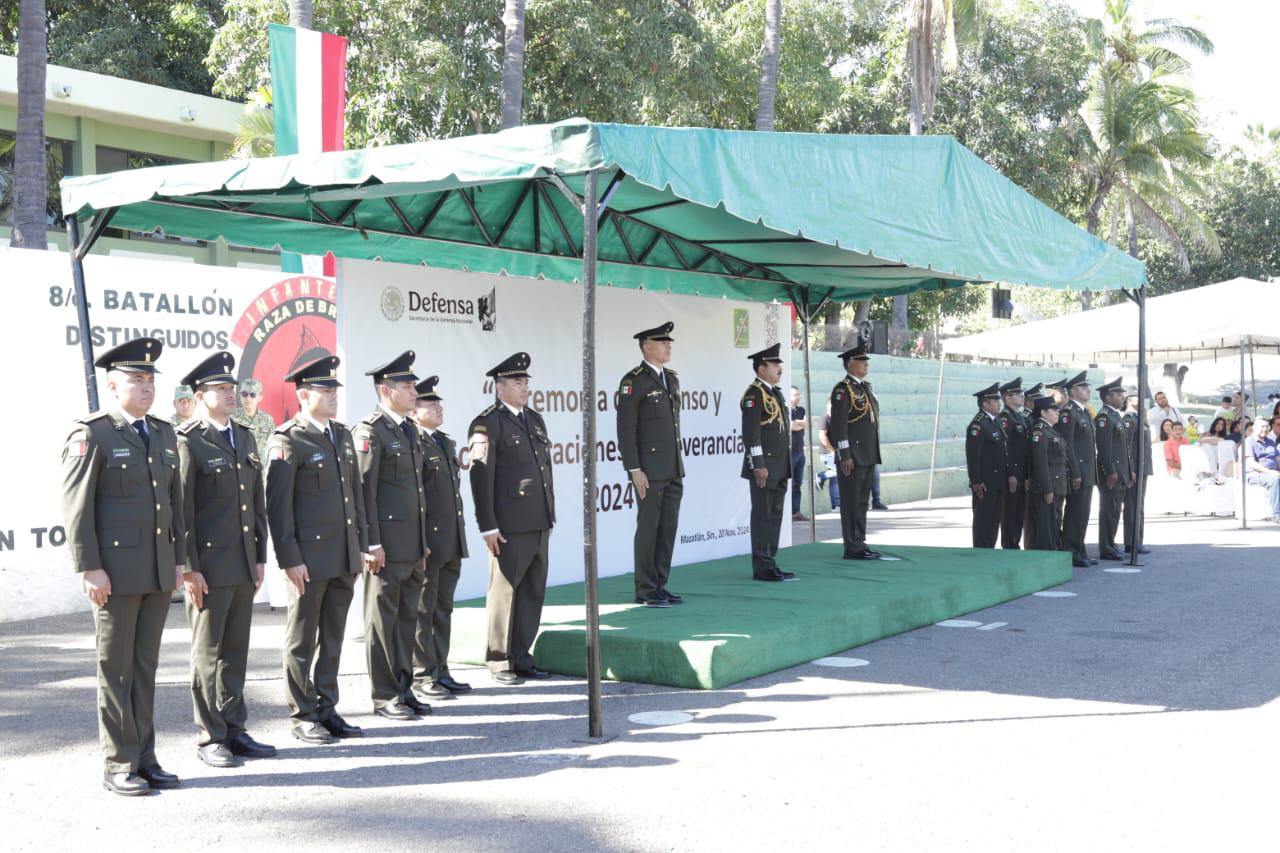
[398,286,494,330]
[380,286,405,321]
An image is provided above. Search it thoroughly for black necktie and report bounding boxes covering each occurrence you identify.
[133,419,149,450]
[433,431,448,454]
[222,427,234,449]
[518,409,529,431]
[400,419,415,444]
[325,425,336,450]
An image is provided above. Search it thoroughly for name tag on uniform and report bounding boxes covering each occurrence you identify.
[112,447,132,459]
[309,452,326,463]
[388,441,402,450]
[206,457,229,470]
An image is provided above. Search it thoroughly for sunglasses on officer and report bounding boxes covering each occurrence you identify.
[240,391,257,398]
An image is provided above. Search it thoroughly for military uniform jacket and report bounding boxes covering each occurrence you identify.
[998,407,1030,481]
[176,418,267,588]
[1056,401,1098,487]
[966,412,1010,491]
[355,409,429,563]
[419,427,469,563]
[1124,411,1153,478]
[61,410,186,594]
[828,375,882,466]
[233,408,276,460]
[1028,420,1068,496]
[1094,405,1132,487]
[468,404,555,534]
[265,418,368,581]
[616,363,684,481]
[739,380,791,483]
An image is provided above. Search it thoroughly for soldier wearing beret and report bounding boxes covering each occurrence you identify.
[827,340,882,560]
[997,378,1029,549]
[175,351,275,768]
[1056,371,1097,568]
[966,382,1016,548]
[410,377,472,699]
[1027,395,1068,551]
[467,352,555,684]
[1094,378,1132,561]
[266,353,371,744]
[233,377,276,457]
[616,321,685,607]
[61,337,187,796]
[355,351,432,721]
[740,343,795,582]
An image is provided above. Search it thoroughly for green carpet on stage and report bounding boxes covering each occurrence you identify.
[450,542,1072,690]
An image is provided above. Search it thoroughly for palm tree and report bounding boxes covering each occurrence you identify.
[756,0,781,131]
[12,0,47,250]
[500,0,526,130]
[229,88,276,159]
[289,1,313,29]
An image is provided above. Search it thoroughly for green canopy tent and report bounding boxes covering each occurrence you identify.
[60,118,1147,735]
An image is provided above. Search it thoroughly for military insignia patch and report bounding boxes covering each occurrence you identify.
[358,437,371,452]
[969,427,980,437]
[1098,417,1107,427]
[269,445,285,461]
[621,383,633,395]
[834,391,844,401]
[66,439,87,457]
[1032,433,1041,442]
[744,398,755,408]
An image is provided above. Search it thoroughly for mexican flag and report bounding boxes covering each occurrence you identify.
[268,23,348,273]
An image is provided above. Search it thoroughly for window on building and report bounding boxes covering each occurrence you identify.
[0,131,75,229]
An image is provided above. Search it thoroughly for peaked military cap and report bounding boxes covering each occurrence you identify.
[1032,395,1060,414]
[240,377,263,394]
[173,384,194,401]
[974,382,1002,401]
[1096,377,1124,396]
[182,351,238,389]
[999,377,1023,394]
[1065,370,1090,389]
[487,351,531,379]
[1024,382,1044,399]
[286,353,342,388]
[635,321,675,342]
[366,350,419,384]
[1046,377,1069,391]
[95,336,162,373]
[415,375,442,402]
[839,339,869,362]
[748,342,784,367]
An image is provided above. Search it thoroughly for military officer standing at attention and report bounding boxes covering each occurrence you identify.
[966,382,1016,548]
[1056,371,1098,568]
[1123,387,1153,556]
[410,376,472,699]
[1094,378,1132,561]
[233,378,276,458]
[355,351,433,721]
[61,337,187,796]
[617,321,685,607]
[997,378,1029,549]
[828,340,882,560]
[740,343,795,582]
[1027,395,1068,551]
[266,353,371,744]
[1021,383,1043,418]
[175,352,275,768]
[468,352,555,685]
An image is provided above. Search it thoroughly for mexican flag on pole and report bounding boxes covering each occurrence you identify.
[268,23,348,274]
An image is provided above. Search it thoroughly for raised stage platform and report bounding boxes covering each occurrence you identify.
[451,543,1072,689]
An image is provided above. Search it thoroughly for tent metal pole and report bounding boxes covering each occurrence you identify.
[927,352,946,502]
[1249,343,1258,423]
[1240,334,1248,530]
[801,301,817,544]
[66,215,100,412]
[580,169,604,738]
[1130,286,1147,567]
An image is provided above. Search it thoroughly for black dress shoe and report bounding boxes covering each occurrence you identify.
[320,712,364,738]
[635,593,670,608]
[1135,546,1151,555]
[138,764,181,789]
[871,501,889,510]
[103,771,152,796]
[863,548,882,558]
[1088,559,1098,566]
[404,694,434,716]
[491,669,524,685]
[845,550,879,560]
[1100,551,1127,561]
[1072,559,1090,568]
[753,569,786,582]
[292,721,337,745]
[776,569,797,581]
[436,674,472,694]
[659,588,683,604]
[197,742,240,768]
[227,732,277,758]
[515,667,552,680]
[374,701,418,721]
[415,681,453,700]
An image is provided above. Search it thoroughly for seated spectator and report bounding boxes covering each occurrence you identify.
[1213,396,1235,424]
[1244,418,1280,522]
[1227,417,1252,446]
[1201,417,1228,445]
[1185,415,1200,444]
[1159,419,1175,443]
[1200,417,1231,475]
[1163,422,1189,477]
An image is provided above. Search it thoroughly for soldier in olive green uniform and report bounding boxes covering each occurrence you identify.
[997,378,1029,549]
[740,343,795,582]
[617,321,685,607]
[175,352,275,768]
[1056,371,1097,568]
[966,382,1015,549]
[1123,388,1152,556]
[61,337,186,796]
[828,340,882,560]
[233,377,276,459]
[411,376,472,698]
[1027,395,1068,551]
[170,384,195,427]
[1094,378,1132,561]
[266,353,371,744]
[468,352,556,684]
[354,351,432,721]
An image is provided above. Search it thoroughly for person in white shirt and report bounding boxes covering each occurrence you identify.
[1146,391,1184,440]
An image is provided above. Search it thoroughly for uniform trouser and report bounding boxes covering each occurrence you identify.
[748,477,788,575]
[1027,492,1064,551]
[634,476,684,597]
[1062,483,1093,560]
[95,589,170,773]
[413,551,463,686]
[486,529,550,672]
[837,464,874,554]
[364,557,425,707]
[791,451,806,514]
[186,581,255,745]
[1001,483,1028,549]
[283,572,355,722]
[1123,478,1146,551]
[972,488,1006,548]
[1097,479,1127,554]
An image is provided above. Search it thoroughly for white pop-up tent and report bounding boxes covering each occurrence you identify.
[934,277,1280,529]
